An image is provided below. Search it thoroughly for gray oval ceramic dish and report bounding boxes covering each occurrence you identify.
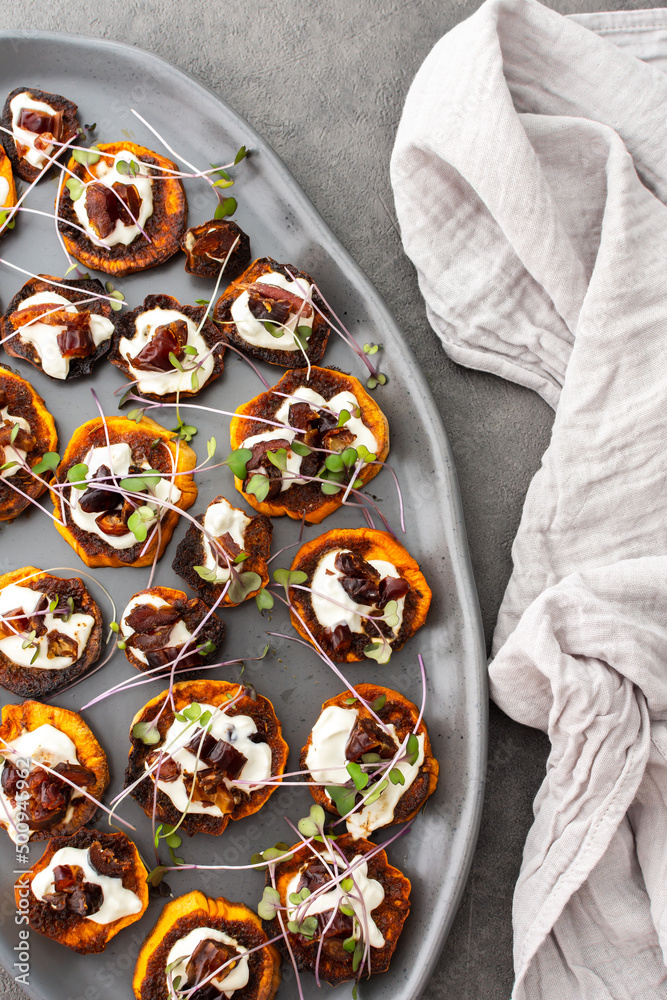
[0,30,487,1000]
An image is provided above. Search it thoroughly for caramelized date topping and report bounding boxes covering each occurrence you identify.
[184,731,247,780]
[145,645,202,670]
[44,863,103,917]
[56,324,95,359]
[132,319,189,372]
[345,716,398,762]
[247,280,313,318]
[323,622,353,654]
[145,751,181,782]
[0,421,36,452]
[125,603,180,633]
[85,181,142,240]
[296,860,354,941]
[76,465,120,514]
[17,107,63,138]
[46,631,79,660]
[185,938,239,999]
[2,758,95,831]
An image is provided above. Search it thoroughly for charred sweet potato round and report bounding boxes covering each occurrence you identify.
[0,700,109,842]
[119,586,224,674]
[288,528,432,662]
[229,366,389,524]
[181,218,251,280]
[125,679,288,837]
[213,257,330,367]
[172,494,272,607]
[57,141,187,276]
[0,363,58,521]
[108,293,226,402]
[0,146,17,234]
[300,683,438,835]
[0,566,103,697]
[15,828,148,953]
[265,834,410,986]
[50,414,198,568]
[133,890,281,1000]
[1,87,79,183]
[1,274,116,379]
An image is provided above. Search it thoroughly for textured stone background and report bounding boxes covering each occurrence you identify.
[0,0,662,997]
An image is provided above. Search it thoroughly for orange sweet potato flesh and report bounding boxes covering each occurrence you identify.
[49,415,197,568]
[0,699,109,841]
[265,834,411,986]
[229,366,390,524]
[0,147,16,227]
[0,363,58,521]
[125,679,289,836]
[0,566,103,698]
[120,585,225,673]
[288,528,432,662]
[15,828,148,953]
[133,890,281,1000]
[57,142,187,276]
[300,683,439,827]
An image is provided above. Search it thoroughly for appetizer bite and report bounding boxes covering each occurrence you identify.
[0,566,103,697]
[0,700,108,843]
[213,257,330,367]
[301,684,438,839]
[133,890,281,1000]
[57,141,187,275]
[1,274,116,379]
[1,87,78,183]
[119,586,224,673]
[229,366,389,524]
[264,834,410,986]
[125,679,288,837]
[0,145,17,231]
[181,218,251,279]
[172,494,272,607]
[15,829,148,953]
[108,293,226,401]
[0,364,58,520]
[50,414,198,568]
[288,528,431,662]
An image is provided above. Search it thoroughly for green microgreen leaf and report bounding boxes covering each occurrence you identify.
[406,732,420,766]
[389,767,406,785]
[294,325,312,350]
[21,630,36,650]
[325,454,345,473]
[72,147,101,167]
[344,696,358,705]
[321,481,342,495]
[127,509,150,542]
[146,865,168,887]
[246,473,270,502]
[326,784,356,818]
[341,877,354,892]
[257,885,281,920]
[366,376,378,390]
[117,640,127,650]
[266,448,287,471]
[207,437,216,459]
[364,638,392,664]
[234,145,247,164]
[213,176,234,189]
[60,596,75,623]
[337,409,351,427]
[228,571,261,604]
[234,551,248,564]
[182,703,202,721]
[183,345,198,356]
[48,597,59,613]
[0,461,17,471]
[361,752,381,763]
[169,351,183,372]
[9,423,19,445]
[116,158,140,177]
[126,407,145,424]
[0,211,16,230]
[343,936,356,953]
[291,440,311,457]
[341,447,358,468]
[133,721,160,745]
[214,197,237,219]
[65,177,84,201]
[67,463,89,489]
[190,370,199,392]
[363,343,379,355]
[224,447,252,480]
[256,588,274,613]
[194,565,218,582]
[109,620,119,633]
[352,940,364,973]
[363,778,388,806]
[196,641,216,657]
[377,373,388,385]
[346,761,369,791]
[195,298,210,306]
[171,418,198,442]
[272,568,307,591]
[29,646,39,665]
[370,694,387,712]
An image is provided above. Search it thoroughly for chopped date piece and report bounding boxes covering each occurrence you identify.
[85,181,142,240]
[9,304,77,330]
[182,219,251,279]
[89,840,122,877]
[94,510,131,536]
[185,731,247,779]
[46,863,103,916]
[247,291,291,327]
[0,608,31,637]
[52,760,96,787]
[53,863,82,892]
[340,575,380,606]
[145,750,181,782]
[127,629,173,653]
[185,938,238,995]
[247,280,313,318]
[132,319,188,372]
[78,465,122,514]
[47,630,79,660]
[335,550,380,582]
[296,859,353,941]
[25,767,69,829]
[67,881,104,917]
[17,107,62,137]
[321,426,355,453]
[378,575,410,607]
[0,421,36,452]
[1,761,20,796]
[212,531,242,561]
[324,622,353,654]
[125,603,181,633]
[345,716,398,762]
[56,323,95,359]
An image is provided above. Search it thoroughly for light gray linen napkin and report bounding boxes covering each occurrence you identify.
[391,2,667,997]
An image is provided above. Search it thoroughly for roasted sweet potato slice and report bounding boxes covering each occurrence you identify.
[0,363,58,520]
[49,414,198,568]
[213,257,330,367]
[287,528,431,662]
[133,890,281,1000]
[0,566,103,697]
[125,679,288,837]
[119,586,224,674]
[1,274,116,379]
[0,700,109,842]
[229,366,389,524]
[0,145,16,237]
[300,683,438,836]
[15,828,148,953]
[172,494,272,607]
[108,293,226,401]
[181,218,251,280]
[56,141,187,276]
[1,87,79,183]
[265,834,410,986]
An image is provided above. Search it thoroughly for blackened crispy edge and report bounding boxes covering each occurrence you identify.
[0,363,57,520]
[1,87,79,183]
[121,586,225,674]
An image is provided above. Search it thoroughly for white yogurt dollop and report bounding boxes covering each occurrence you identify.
[31,845,142,924]
[11,291,113,380]
[119,307,214,396]
[200,498,251,583]
[73,149,154,248]
[0,582,94,669]
[165,927,249,998]
[10,93,58,169]
[310,549,405,637]
[230,271,313,351]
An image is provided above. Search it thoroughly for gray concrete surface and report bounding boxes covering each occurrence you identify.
[0,0,662,997]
